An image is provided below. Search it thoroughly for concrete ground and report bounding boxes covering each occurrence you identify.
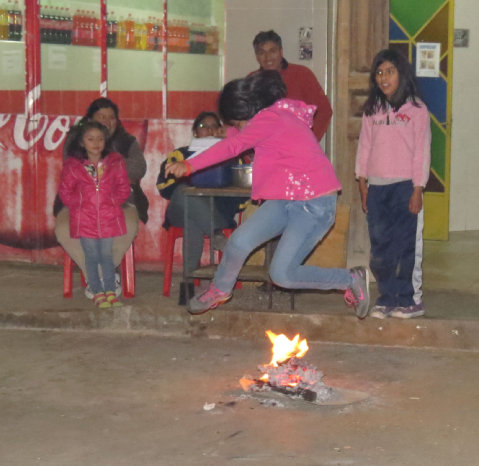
[1,329,478,466]
[0,231,478,465]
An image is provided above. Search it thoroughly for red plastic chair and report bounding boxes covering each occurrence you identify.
[162,226,238,297]
[63,243,135,298]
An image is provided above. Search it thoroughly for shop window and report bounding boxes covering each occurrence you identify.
[0,0,224,119]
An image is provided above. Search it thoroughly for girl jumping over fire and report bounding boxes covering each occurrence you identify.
[165,70,369,317]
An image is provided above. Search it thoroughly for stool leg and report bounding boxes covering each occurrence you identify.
[163,230,175,297]
[121,245,135,298]
[63,254,73,298]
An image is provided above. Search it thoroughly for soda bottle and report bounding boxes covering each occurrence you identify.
[135,18,147,50]
[124,13,134,49]
[167,19,178,52]
[106,11,117,48]
[116,16,126,49]
[0,3,8,40]
[39,4,48,43]
[88,10,99,46]
[64,7,72,44]
[145,16,155,51]
[179,20,189,53]
[51,6,61,44]
[155,17,163,51]
[77,10,87,46]
[190,23,206,54]
[7,0,14,40]
[72,9,80,45]
[11,0,21,41]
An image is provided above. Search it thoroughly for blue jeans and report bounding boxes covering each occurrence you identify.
[80,237,116,294]
[214,194,352,293]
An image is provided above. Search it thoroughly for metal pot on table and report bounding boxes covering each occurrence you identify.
[231,165,252,188]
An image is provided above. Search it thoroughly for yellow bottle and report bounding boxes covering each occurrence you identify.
[0,6,9,40]
[138,19,147,50]
[116,16,126,48]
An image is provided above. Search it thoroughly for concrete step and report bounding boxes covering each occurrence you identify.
[0,263,478,351]
[1,302,478,351]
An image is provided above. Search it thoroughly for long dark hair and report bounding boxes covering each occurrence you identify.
[218,70,286,124]
[84,97,119,121]
[68,121,111,161]
[363,48,421,116]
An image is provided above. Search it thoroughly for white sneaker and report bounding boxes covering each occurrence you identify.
[369,305,393,319]
[84,284,94,300]
[114,272,122,297]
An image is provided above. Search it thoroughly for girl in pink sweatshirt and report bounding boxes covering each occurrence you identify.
[355,49,431,319]
[166,70,369,316]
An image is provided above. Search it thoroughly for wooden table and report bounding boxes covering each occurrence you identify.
[183,186,275,308]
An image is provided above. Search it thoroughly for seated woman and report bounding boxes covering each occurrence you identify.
[157,111,246,304]
[54,97,148,297]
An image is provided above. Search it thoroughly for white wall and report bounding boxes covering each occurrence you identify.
[450,0,479,231]
[224,0,329,90]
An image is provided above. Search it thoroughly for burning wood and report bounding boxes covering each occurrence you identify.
[240,331,333,403]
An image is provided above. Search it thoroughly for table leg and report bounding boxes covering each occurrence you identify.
[209,196,215,265]
[183,193,192,300]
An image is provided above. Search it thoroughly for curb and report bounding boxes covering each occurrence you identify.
[1,305,478,351]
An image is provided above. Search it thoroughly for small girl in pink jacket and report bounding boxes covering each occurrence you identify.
[166,70,370,317]
[59,121,131,309]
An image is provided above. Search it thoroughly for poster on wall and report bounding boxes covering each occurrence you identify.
[299,27,312,60]
[416,42,441,78]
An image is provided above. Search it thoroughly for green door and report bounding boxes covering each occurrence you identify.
[389,0,454,240]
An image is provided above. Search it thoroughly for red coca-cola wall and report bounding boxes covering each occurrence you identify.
[0,98,218,272]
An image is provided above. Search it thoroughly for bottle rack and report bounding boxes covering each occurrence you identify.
[0,2,219,55]
[0,0,22,41]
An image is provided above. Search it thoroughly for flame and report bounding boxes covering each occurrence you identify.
[265,330,309,367]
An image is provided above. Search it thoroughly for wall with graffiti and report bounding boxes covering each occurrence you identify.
[0,112,196,271]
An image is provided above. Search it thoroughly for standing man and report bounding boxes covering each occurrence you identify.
[252,30,332,142]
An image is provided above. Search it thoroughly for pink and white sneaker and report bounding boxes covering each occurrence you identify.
[188,282,232,315]
[344,266,370,319]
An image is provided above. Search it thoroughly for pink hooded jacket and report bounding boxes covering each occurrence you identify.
[188,98,341,201]
[59,152,131,238]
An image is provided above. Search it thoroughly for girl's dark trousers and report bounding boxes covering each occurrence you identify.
[366,180,419,308]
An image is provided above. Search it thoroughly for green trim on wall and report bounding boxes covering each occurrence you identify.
[390,0,447,36]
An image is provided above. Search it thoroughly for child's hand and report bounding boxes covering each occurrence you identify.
[358,177,368,213]
[214,126,227,138]
[409,187,423,214]
[165,161,189,178]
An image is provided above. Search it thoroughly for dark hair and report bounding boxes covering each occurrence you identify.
[363,48,421,116]
[218,70,287,123]
[85,97,119,120]
[252,30,288,70]
[69,121,111,160]
[192,111,221,132]
[253,30,282,50]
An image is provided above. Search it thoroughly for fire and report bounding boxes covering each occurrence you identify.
[240,330,331,403]
[265,330,309,367]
